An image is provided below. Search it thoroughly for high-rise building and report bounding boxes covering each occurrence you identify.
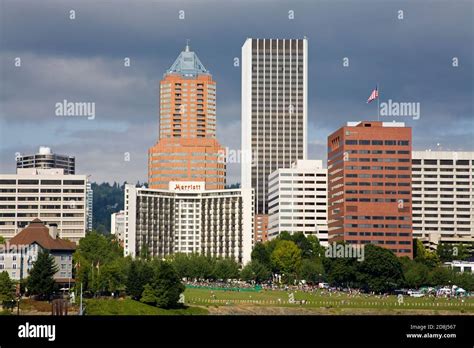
[241,38,308,238]
[327,121,413,258]
[148,44,226,190]
[124,183,254,264]
[111,210,125,245]
[86,182,93,232]
[0,168,87,243]
[15,146,92,233]
[16,146,75,174]
[254,214,268,243]
[412,151,474,249]
[268,160,328,246]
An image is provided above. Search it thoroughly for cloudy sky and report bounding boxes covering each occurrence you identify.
[0,0,472,184]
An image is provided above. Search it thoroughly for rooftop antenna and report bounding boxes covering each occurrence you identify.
[185,39,190,52]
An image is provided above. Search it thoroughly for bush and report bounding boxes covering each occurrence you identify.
[140,261,185,309]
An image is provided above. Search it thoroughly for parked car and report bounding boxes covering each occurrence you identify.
[318,282,329,289]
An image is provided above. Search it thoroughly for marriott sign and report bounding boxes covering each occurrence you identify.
[169,181,205,193]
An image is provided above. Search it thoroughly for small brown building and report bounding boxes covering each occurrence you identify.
[2,218,76,283]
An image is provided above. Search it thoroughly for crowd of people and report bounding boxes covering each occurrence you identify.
[183,279,471,300]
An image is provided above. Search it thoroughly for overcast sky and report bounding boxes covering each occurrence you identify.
[0,0,472,184]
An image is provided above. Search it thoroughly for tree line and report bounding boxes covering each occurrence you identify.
[1,231,473,312]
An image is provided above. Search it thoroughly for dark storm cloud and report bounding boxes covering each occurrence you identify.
[0,0,472,183]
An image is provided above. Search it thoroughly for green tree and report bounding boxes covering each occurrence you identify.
[74,232,122,265]
[213,259,240,280]
[453,272,474,292]
[140,284,156,305]
[138,245,150,260]
[270,240,302,282]
[290,232,313,259]
[414,240,440,268]
[323,256,358,287]
[307,235,326,259]
[0,271,15,302]
[357,245,404,293]
[0,236,5,245]
[240,260,272,283]
[299,259,325,284]
[428,266,455,286]
[251,243,270,267]
[437,243,470,262]
[141,261,185,309]
[73,232,123,292]
[278,231,293,241]
[27,250,58,300]
[413,239,426,259]
[188,254,214,280]
[127,260,153,300]
[170,253,191,279]
[402,260,430,288]
[91,182,125,234]
[97,257,129,293]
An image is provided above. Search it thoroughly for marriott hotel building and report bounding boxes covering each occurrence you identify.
[124,182,254,264]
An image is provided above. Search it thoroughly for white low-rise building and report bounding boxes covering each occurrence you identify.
[444,261,474,274]
[124,182,254,264]
[268,160,328,245]
[0,168,88,243]
[111,210,125,245]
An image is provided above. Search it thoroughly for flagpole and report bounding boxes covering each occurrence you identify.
[79,282,83,315]
[377,83,380,121]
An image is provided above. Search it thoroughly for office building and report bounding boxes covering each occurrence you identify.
[148,44,226,190]
[254,214,268,243]
[268,160,328,246]
[14,146,92,232]
[16,146,75,174]
[124,182,254,264]
[412,151,474,248]
[0,168,87,243]
[86,182,93,232]
[111,210,125,245]
[1,219,76,282]
[327,121,413,257]
[241,38,308,241]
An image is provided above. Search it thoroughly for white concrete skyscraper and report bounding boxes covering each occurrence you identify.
[412,151,474,249]
[241,38,308,234]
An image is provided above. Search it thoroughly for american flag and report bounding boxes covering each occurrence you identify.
[367,86,379,103]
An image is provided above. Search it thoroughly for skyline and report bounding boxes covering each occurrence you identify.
[1,0,473,184]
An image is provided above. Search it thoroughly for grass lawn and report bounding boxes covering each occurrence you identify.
[84,298,208,315]
[184,287,474,312]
